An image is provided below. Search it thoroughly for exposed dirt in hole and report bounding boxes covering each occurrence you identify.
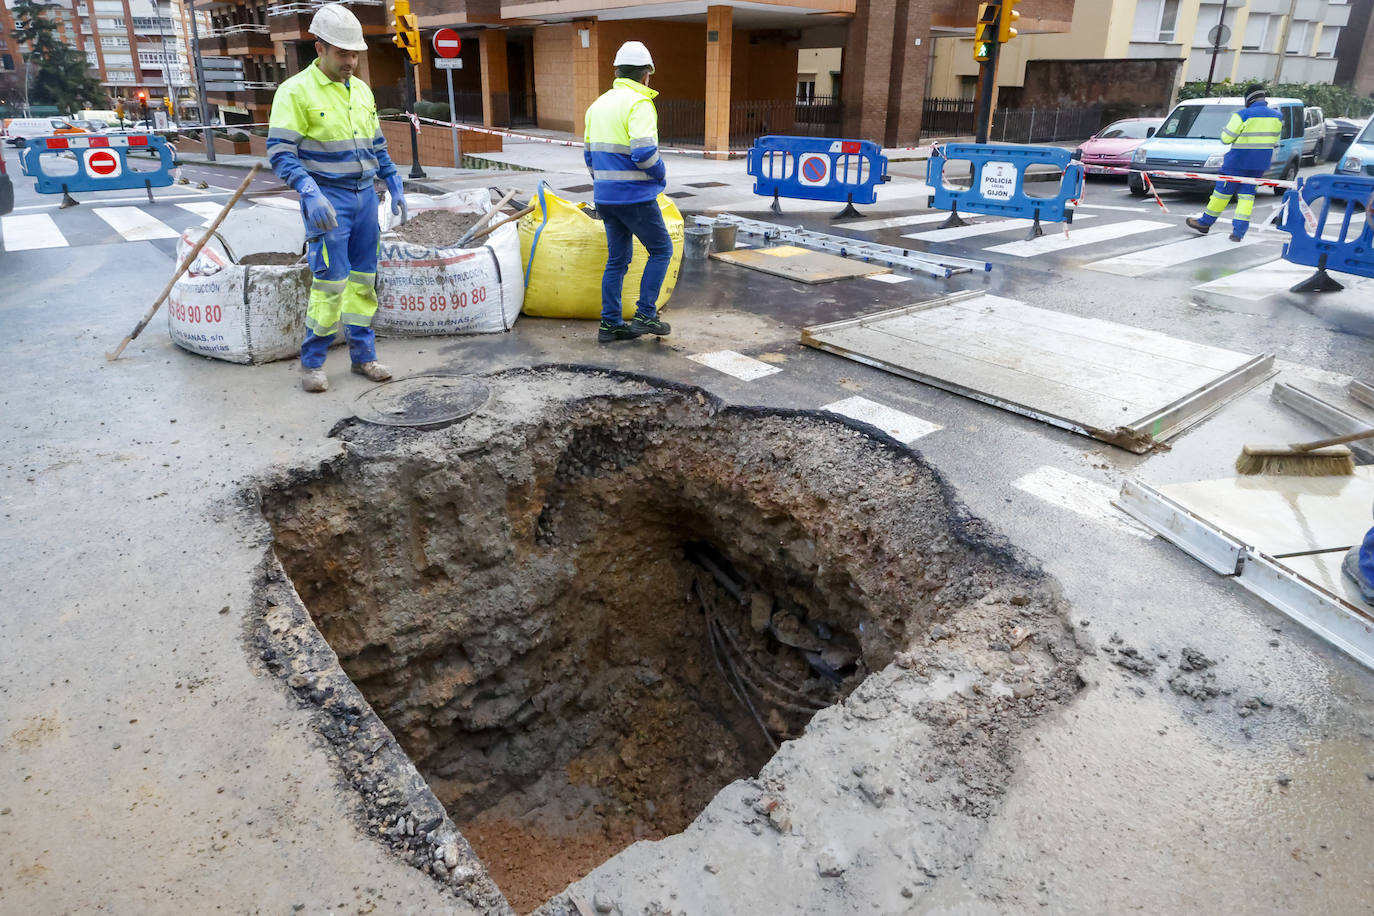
[391,209,488,247]
[238,251,304,266]
[253,367,1083,915]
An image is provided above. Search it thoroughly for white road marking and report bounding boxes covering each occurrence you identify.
[687,350,783,381]
[865,273,911,284]
[177,201,235,221]
[1,213,69,250]
[1075,203,1161,213]
[835,212,954,231]
[1192,258,1333,300]
[822,396,941,443]
[93,206,180,241]
[1086,230,1266,277]
[903,213,1097,243]
[11,191,227,212]
[1014,466,1155,540]
[987,219,1171,258]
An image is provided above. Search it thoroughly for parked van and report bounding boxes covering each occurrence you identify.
[1302,106,1326,164]
[1,116,89,146]
[1127,96,1304,197]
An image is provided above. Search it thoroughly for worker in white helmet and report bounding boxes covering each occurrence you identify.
[583,40,674,343]
[267,2,404,392]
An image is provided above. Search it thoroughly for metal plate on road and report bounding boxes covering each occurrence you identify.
[436,58,463,69]
[801,291,1275,452]
[711,245,891,284]
[353,374,490,430]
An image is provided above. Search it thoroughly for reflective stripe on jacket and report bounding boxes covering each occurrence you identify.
[267,60,397,191]
[1219,102,1283,173]
[583,78,666,205]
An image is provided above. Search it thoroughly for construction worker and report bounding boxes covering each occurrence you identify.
[584,40,673,343]
[1185,84,1283,242]
[267,2,404,393]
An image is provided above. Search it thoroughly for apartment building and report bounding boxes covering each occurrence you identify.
[928,0,1370,115]
[194,0,1078,149]
[0,0,207,116]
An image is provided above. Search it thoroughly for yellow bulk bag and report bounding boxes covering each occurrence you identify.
[519,183,684,319]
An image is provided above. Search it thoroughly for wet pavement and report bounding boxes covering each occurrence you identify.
[2,154,1372,913]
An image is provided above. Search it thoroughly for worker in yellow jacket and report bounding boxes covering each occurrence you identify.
[267,3,404,392]
[584,41,673,343]
[1185,84,1283,242]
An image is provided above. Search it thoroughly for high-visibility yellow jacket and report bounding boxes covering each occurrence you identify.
[583,78,666,205]
[267,60,397,191]
[1219,101,1283,172]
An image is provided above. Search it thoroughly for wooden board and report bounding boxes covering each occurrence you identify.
[710,245,891,284]
[802,292,1275,452]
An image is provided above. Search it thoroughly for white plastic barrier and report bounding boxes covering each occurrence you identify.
[373,189,525,336]
[167,205,324,364]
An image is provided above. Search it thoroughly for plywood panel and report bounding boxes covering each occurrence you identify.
[711,247,890,284]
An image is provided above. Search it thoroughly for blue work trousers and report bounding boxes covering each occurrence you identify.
[300,182,381,369]
[599,200,673,326]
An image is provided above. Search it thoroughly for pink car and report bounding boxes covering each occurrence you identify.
[1076,118,1164,177]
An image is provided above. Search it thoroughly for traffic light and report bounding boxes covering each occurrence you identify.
[136,89,147,103]
[999,0,1021,43]
[164,96,172,113]
[973,2,999,63]
[115,101,125,120]
[389,0,421,64]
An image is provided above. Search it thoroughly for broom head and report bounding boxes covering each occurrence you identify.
[1234,444,1355,476]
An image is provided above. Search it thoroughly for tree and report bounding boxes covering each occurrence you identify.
[9,0,104,114]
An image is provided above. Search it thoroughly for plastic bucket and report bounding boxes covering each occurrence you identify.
[711,222,737,252]
[684,225,712,260]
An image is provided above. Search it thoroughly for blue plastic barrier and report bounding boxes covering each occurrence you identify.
[747,136,889,218]
[928,143,1083,238]
[21,133,176,205]
[1277,173,1374,293]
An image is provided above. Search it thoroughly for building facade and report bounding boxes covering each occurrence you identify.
[1,0,207,117]
[192,0,1077,148]
[928,0,1368,117]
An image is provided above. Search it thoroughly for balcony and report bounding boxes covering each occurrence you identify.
[131,16,178,33]
[268,0,389,40]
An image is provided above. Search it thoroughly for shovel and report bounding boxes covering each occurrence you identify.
[455,188,517,248]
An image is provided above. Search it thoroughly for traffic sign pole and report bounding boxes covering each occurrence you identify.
[446,67,459,168]
[432,30,463,169]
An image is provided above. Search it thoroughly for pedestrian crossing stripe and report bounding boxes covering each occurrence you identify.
[987,219,1172,258]
[902,213,1098,243]
[1086,230,1267,278]
[0,213,68,250]
[822,396,940,443]
[687,350,783,381]
[1,201,272,252]
[1193,258,1374,300]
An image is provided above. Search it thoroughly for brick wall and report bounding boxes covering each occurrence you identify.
[1010,58,1182,118]
[379,119,502,168]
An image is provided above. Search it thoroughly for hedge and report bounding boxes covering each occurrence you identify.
[1178,79,1374,118]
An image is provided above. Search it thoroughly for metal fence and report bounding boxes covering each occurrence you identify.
[921,97,1105,143]
[658,96,844,148]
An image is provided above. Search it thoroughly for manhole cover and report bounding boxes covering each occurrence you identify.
[353,374,490,429]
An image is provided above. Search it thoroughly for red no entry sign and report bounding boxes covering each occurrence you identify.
[85,148,121,178]
[432,28,461,58]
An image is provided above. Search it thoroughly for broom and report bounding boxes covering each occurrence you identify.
[1234,428,1373,476]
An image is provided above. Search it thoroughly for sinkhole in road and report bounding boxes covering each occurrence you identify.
[259,374,1035,914]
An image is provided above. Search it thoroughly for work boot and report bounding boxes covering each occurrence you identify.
[1342,546,1374,606]
[351,361,392,382]
[598,322,642,343]
[1185,216,1210,235]
[1228,232,1245,242]
[630,314,671,336]
[301,366,328,393]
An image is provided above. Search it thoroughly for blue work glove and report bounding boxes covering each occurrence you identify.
[385,174,407,222]
[297,178,337,233]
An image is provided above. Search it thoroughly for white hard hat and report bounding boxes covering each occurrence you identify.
[613,40,654,70]
[310,3,367,51]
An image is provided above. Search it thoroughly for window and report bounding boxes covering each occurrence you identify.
[1159,0,1180,41]
[1242,13,1271,51]
[1316,25,1339,57]
[1286,20,1311,54]
[1,54,13,71]
[796,80,815,102]
[1159,105,1235,140]
[1193,3,1237,47]
[1282,105,1301,139]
